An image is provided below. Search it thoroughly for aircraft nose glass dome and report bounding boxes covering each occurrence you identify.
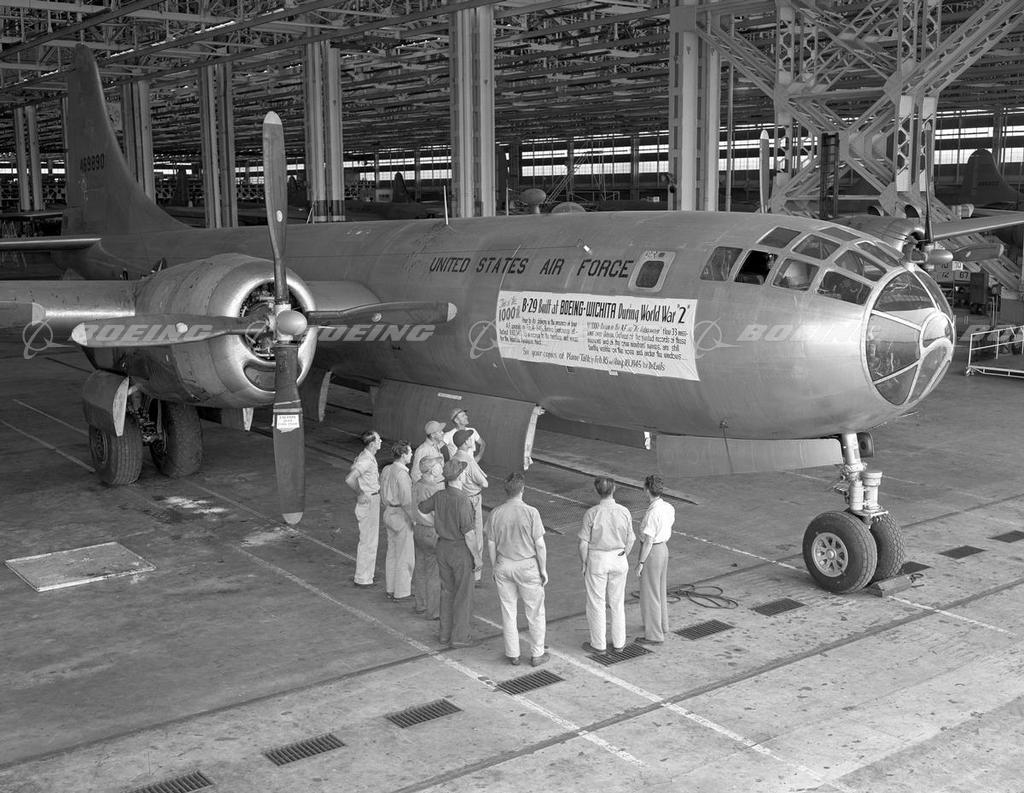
[865,271,954,406]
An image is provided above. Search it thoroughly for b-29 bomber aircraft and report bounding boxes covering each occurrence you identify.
[4,46,1024,594]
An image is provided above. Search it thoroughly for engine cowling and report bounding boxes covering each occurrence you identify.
[108,253,317,407]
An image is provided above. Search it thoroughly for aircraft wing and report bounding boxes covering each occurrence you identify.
[0,235,100,252]
[0,280,137,337]
[931,211,1024,241]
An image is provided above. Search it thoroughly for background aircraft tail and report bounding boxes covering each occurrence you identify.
[959,149,1024,207]
[64,45,183,235]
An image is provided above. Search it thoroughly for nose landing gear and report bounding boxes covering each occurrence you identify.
[802,432,906,593]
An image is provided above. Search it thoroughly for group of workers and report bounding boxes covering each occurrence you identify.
[344,408,676,665]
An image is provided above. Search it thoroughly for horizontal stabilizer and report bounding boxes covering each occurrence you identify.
[0,235,100,252]
[657,435,841,476]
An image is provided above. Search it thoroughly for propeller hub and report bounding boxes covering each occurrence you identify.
[276,309,308,337]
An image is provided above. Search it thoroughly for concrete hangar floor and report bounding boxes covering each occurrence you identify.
[1,320,1023,793]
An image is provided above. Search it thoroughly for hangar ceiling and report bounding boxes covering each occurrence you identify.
[0,0,1023,162]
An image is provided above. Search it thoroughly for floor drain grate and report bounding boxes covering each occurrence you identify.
[939,545,985,559]
[752,598,805,616]
[264,733,345,766]
[496,669,564,695]
[589,642,652,666]
[386,698,462,728]
[675,619,733,640]
[900,561,930,574]
[128,771,212,793]
[991,530,1024,543]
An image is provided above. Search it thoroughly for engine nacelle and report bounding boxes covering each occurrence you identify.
[109,253,317,407]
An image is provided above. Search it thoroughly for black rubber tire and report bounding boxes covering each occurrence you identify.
[868,512,906,582]
[802,510,878,594]
[150,401,203,478]
[88,415,143,485]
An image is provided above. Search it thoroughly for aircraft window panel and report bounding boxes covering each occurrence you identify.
[821,226,859,242]
[633,259,666,290]
[733,249,777,286]
[700,246,742,281]
[856,241,902,269]
[909,347,949,403]
[793,235,840,261]
[817,270,871,305]
[866,315,920,380]
[758,227,802,248]
[873,369,916,405]
[835,250,886,281]
[873,272,933,311]
[771,258,819,291]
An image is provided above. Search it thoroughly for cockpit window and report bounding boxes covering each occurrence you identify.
[821,226,859,242]
[817,270,871,305]
[734,250,777,285]
[793,235,840,260]
[873,271,932,311]
[856,241,902,269]
[772,258,819,291]
[758,227,802,248]
[835,250,886,282]
[700,246,741,281]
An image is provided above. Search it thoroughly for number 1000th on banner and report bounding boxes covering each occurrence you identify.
[495,290,699,380]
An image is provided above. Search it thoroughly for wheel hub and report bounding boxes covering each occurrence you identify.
[811,531,849,576]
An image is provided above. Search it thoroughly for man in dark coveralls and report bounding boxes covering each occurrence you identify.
[418,458,481,647]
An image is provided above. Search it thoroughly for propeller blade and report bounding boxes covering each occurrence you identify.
[758,130,771,213]
[272,341,304,525]
[262,111,289,305]
[306,301,457,327]
[70,314,261,347]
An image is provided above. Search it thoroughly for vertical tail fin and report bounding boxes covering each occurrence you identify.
[64,45,183,235]
[961,149,1024,207]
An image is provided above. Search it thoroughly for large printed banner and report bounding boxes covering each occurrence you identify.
[496,290,699,380]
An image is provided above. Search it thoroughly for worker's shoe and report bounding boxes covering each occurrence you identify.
[531,653,550,667]
[581,641,607,655]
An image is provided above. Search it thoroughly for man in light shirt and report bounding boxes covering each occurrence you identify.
[485,473,548,667]
[412,420,448,483]
[578,476,635,654]
[443,407,486,462]
[452,428,488,583]
[380,440,415,601]
[635,474,674,645]
[344,430,382,587]
[411,455,444,619]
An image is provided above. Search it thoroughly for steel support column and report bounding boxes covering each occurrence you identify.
[198,62,236,229]
[304,41,344,223]
[449,5,495,217]
[121,80,155,200]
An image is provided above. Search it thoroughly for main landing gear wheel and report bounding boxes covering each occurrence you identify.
[802,510,878,594]
[88,414,143,485]
[867,512,906,582]
[149,401,203,478]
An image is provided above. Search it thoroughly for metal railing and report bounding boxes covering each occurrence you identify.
[965,324,1024,377]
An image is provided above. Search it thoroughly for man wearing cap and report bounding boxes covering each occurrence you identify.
[345,430,382,587]
[485,472,549,666]
[578,476,635,654]
[452,428,489,583]
[418,458,481,647]
[443,407,486,462]
[411,455,444,619]
[412,420,449,484]
[380,440,415,601]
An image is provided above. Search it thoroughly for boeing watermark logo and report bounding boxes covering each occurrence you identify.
[22,319,72,360]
